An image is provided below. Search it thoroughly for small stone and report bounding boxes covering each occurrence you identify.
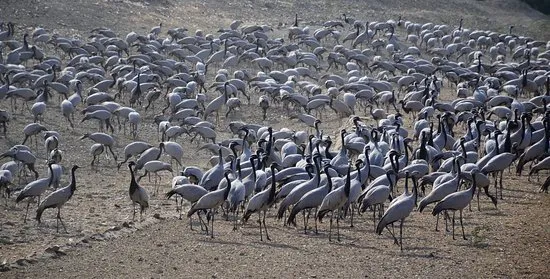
[45,245,60,253]
[15,259,27,266]
[56,250,67,256]
[4,221,15,226]
[153,213,163,220]
[138,257,144,262]
[122,222,131,228]
[81,238,89,244]
[108,226,121,232]
[239,252,246,256]
[214,257,219,261]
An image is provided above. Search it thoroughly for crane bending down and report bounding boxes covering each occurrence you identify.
[187,169,232,238]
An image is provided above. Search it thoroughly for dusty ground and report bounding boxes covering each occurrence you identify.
[1,0,550,278]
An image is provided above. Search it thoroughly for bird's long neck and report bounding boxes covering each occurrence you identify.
[344,167,351,197]
[412,176,418,206]
[324,166,333,191]
[231,145,238,158]
[339,131,346,155]
[266,130,273,156]
[494,133,500,155]
[460,140,467,159]
[356,163,362,182]
[324,141,332,158]
[470,174,477,197]
[363,149,371,179]
[223,174,231,200]
[268,167,276,202]
[47,163,54,187]
[250,157,257,180]
[236,160,242,179]
[129,165,138,192]
[314,158,321,183]
[69,167,77,192]
[156,146,163,160]
[404,174,409,194]
[390,152,399,173]
[242,130,249,150]
[218,148,223,165]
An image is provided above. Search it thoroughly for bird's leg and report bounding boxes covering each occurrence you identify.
[477,188,481,211]
[132,202,136,221]
[24,200,30,223]
[452,211,456,240]
[233,210,238,231]
[175,196,180,212]
[258,212,263,241]
[58,208,67,233]
[499,171,504,199]
[336,209,341,242]
[350,205,354,228]
[329,212,333,242]
[386,226,399,245]
[263,210,270,241]
[493,173,498,198]
[303,210,307,234]
[372,204,380,231]
[314,208,318,234]
[399,219,404,251]
[460,210,467,240]
[443,211,450,232]
[140,206,144,222]
[107,146,117,163]
[211,210,215,238]
[179,198,184,220]
[198,211,208,233]
[435,212,440,231]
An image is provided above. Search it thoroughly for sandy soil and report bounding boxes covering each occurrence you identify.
[0,0,549,278]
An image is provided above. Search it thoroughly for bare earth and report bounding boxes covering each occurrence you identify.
[1,0,550,278]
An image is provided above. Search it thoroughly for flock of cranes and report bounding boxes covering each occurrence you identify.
[0,12,549,251]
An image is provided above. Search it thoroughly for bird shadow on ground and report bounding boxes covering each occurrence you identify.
[483,210,506,217]
[250,240,301,250]
[199,238,249,247]
[503,187,534,195]
[399,249,449,259]
[342,241,382,251]
[509,199,538,206]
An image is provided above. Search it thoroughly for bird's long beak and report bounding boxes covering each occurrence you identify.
[79,135,86,140]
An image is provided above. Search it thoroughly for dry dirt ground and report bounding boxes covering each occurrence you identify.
[0,0,549,278]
